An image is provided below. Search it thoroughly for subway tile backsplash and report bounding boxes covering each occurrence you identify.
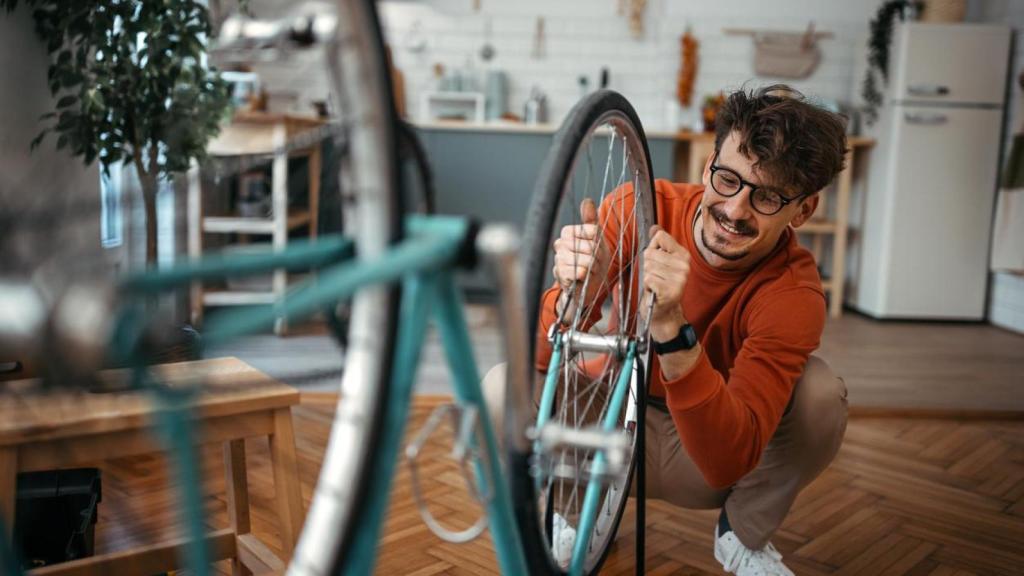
[376,0,881,131]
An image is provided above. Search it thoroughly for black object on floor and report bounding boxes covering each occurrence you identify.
[14,468,102,570]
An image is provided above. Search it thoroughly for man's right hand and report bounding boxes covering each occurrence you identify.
[552,198,611,318]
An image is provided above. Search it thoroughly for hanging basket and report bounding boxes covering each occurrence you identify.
[920,0,966,23]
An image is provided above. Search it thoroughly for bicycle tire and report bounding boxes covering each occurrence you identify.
[398,119,437,215]
[287,1,403,574]
[513,89,656,575]
[0,1,401,574]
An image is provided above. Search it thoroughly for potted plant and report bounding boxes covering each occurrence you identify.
[862,0,921,126]
[701,92,725,133]
[1,0,232,267]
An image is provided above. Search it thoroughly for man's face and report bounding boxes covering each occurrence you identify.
[697,131,818,271]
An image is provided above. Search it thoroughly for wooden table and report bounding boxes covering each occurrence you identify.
[670,132,875,318]
[0,357,304,576]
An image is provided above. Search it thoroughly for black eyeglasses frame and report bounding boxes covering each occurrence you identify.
[708,151,808,216]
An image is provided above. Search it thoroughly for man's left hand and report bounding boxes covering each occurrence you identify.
[643,225,690,341]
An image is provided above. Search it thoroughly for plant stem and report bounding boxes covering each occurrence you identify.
[132,146,159,267]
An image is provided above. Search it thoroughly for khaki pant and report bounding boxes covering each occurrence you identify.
[481,355,848,550]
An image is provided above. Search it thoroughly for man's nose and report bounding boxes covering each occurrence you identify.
[722,186,753,220]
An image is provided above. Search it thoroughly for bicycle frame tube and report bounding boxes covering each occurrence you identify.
[120,235,354,293]
[200,216,469,347]
[537,332,563,434]
[433,272,529,575]
[568,342,636,576]
[341,272,437,575]
[534,331,563,494]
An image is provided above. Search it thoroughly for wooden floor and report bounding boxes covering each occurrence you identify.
[816,313,1024,414]
[91,394,1024,575]
[209,306,1024,413]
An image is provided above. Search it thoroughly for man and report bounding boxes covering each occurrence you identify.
[521,84,849,575]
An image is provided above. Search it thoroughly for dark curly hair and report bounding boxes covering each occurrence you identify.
[714,84,848,196]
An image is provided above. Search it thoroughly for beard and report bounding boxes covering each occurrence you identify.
[700,204,757,262]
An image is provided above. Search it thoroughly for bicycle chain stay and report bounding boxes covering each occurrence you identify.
[404,403,494,544]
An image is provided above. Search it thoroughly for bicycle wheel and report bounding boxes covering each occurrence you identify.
[398,119,437,215]
[0,0,401,573]
[514,90,656,575]
[287,1,403,574]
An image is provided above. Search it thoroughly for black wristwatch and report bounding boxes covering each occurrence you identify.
[652,323,698,355]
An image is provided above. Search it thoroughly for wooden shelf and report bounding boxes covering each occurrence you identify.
[202,211,312,235]
[202,290,278,306]
[189,113,324,335]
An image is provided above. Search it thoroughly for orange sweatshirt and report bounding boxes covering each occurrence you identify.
[536,180,826,489]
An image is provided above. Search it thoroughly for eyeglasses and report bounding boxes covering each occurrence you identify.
[708,152,806,216]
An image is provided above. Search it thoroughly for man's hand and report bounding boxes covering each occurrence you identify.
[552,198,611,318]
[643,225,691,342]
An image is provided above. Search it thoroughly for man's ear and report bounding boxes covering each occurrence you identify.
[701,150,715,187]
[789,193,819,228]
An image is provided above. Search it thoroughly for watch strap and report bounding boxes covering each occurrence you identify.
[652,323,698,354]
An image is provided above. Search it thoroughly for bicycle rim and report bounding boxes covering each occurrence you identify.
[516,90,656,575]
[287,1,402,574]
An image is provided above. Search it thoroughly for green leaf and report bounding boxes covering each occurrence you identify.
[29,129,49,150]
[56,95,76,108]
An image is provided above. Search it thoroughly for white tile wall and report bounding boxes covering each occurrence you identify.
[378,0,884,131]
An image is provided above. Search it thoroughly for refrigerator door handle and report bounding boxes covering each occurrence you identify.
[904,112,949,126]
[907,83,951,97]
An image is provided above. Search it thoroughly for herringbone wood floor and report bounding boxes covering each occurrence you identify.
[92,395,1024,575]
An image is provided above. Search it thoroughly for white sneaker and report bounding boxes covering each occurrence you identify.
[552,512,577,570]
[714,525,795,576]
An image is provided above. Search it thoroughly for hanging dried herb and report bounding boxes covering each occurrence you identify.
[677,30,698,108]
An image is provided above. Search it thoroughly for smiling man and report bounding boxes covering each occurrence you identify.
[541,84,850,575]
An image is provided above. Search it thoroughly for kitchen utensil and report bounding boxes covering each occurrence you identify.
[480,17,496,62]
[524,86,547,124]
[531,16,546,59]
[484,70,508,120]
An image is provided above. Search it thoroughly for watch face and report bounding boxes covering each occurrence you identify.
[654,324,697,354]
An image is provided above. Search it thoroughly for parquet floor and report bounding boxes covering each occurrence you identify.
[92,395,1024,575]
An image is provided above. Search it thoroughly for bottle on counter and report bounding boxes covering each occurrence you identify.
[524,86,547,125]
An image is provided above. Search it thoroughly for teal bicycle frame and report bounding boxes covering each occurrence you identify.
[0,212,635,576]
[0,215,532,576]
[537,334,637,576]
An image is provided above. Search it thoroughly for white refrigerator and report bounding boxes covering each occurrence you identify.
[852,22,1011,320]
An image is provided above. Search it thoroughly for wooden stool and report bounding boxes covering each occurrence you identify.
[0,357,304,576]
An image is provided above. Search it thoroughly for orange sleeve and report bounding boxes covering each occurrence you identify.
[661,287,826,488]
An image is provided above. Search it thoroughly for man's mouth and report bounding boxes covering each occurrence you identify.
[709,206,756,239]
